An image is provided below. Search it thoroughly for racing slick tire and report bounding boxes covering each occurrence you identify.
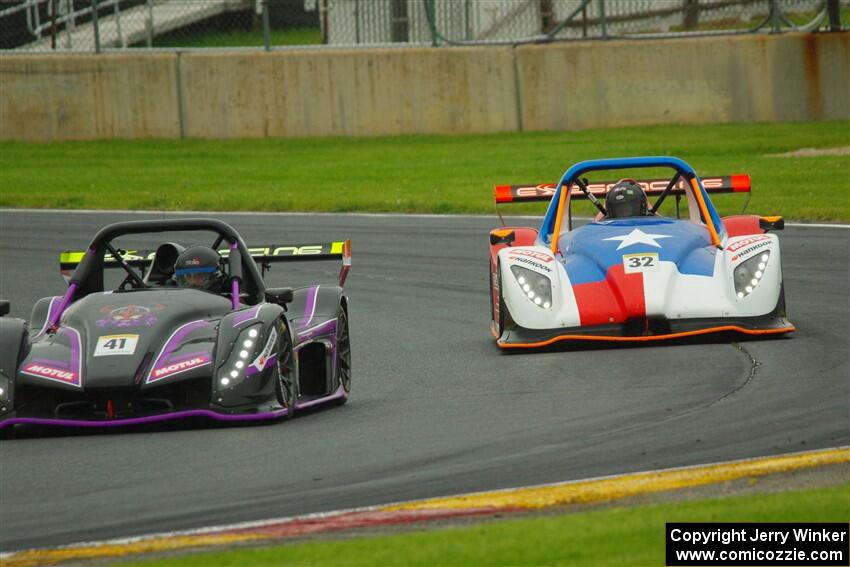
[335,305,352,406]
[274,319,297,419]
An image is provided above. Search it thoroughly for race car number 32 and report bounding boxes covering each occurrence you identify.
[94,334,139,356]
[623,252,660,273]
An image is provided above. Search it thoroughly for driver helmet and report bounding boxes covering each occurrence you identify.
[606,179,648,218]
[174,245,224,291]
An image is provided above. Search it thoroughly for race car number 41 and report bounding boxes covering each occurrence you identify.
[623,253,660,273]
[94,334,139,356]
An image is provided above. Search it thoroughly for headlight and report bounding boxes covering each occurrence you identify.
[0,373,10,413]
[734,251,770,298]
[218,324,263,389]
[510,265,552,309]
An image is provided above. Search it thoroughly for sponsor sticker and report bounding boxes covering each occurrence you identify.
[623,252,660,273]
[252,327,278,373]
[509,249,554,263]
[22,363,78,384]
[730,240,770,263]
[151,356,211,380]
[94,334,139,357]
[510,256,553,273]
[727,235,770,253]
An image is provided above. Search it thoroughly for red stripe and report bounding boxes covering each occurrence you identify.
[571,265,646,326]
[218,507,517,539]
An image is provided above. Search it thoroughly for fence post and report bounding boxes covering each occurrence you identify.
[262,0,271,51]
[598,0,607,38]
[683,0,699,30]
[768,0,781,33]
[91,0,101,52]
[50,0,57,49]
[146,0,153,47]
[354,0,360,44]
[827,0,841,31]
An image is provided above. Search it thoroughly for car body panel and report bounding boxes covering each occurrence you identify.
[0,219,351,429]
[490,157,794,348]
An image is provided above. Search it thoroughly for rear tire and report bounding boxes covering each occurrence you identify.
[335,307,351,405]
[274,320,296,419]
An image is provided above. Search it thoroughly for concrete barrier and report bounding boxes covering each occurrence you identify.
[177,47,518,138]
[0,54,180,141]
[0,32,846,141]
[516,32,849,131]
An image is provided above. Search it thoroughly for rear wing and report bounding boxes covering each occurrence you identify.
[494,175,751,204]
[60,240,352,287]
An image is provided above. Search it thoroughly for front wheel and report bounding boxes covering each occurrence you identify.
[274,320,296,419]
[335,306,351,405]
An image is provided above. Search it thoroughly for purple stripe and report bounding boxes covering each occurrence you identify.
[294,384,346,411]
[147,320,211,383]
[47,283,77,329]
[300,285,319,328]
[298,319,337,342]
[231,279,240,310]
[232,305,261,326]
[164,349,212,365]
[44,327,83,388]
[0,408,290,429]
[245,353,277,377]
[37,297,62,337]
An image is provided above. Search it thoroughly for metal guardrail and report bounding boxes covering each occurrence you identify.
[0,0,846,52]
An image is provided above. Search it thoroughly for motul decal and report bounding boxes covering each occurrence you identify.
[151,356,211,380]
[509,249,554,263]
[22,364,78,384]
[727,235,770,252]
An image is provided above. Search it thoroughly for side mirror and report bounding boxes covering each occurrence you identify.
[264,288,293,305]
[0,300,9,317]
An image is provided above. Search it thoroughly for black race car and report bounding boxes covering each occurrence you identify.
[0,218,352,430]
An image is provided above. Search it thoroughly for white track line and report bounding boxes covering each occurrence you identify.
[0,209,848,228]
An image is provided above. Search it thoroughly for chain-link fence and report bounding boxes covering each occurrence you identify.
[1,0,847,52]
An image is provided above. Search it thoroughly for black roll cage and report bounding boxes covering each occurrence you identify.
[70,219,266,305]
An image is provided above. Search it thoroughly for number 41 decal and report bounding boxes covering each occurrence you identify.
[623,253,660,273]
[94,334,139,357]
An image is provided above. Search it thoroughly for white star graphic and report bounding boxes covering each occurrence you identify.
[603,228,672,250]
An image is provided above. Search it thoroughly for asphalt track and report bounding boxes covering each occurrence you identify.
[0,211,847,552]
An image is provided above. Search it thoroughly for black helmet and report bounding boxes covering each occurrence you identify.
[606,179,648,218]
[174,245,224,291]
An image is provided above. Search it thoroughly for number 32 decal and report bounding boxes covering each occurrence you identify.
[623,253,660,273]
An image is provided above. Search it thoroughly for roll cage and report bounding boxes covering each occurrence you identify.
[538,157,726,253]
[46,219,265,330]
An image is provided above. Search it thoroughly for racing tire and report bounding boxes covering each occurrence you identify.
[492,261,506,338]
[335,306,351,406]
[274,319,296,419]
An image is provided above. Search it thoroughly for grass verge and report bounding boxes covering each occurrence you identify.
[128,481,849,566]
[1,121,847,220]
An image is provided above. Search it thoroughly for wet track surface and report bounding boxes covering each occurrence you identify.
[0,211,847,551]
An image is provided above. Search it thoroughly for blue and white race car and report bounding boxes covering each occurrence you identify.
[488,156,794,349]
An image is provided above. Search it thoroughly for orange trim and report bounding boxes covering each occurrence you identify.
[690,177,722,248]
[491,228,514,238]
[761,215,783,223]
[550,185,568,254]
[498,325,795,349]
